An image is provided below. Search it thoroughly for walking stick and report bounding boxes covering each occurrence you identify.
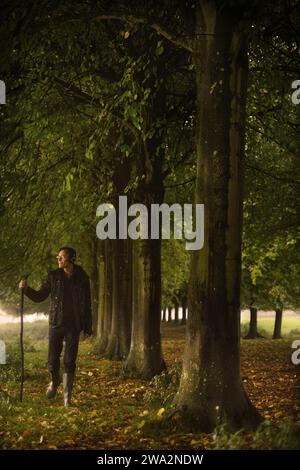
[20,274,29,402]
[20,284,24,402]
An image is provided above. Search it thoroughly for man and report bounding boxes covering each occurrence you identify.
[19,246,92,407]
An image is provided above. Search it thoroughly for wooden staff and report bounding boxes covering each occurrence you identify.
[20,274,29,402]
[20,284,24,402]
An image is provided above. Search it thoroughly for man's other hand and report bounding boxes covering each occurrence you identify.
[19,279,27,289]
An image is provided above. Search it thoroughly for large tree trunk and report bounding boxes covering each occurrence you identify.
[174,1,262,431]
[104,159,132,360]
[244,307,263,339]
[123,140,166,378]
[123,35,166,379]
[124,234,166,378]
[273,308,283,339]
[123,139,166,379]
[105,237,132,360]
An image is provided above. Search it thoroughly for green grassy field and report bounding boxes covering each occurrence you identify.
[0,313,299,345]
[0,320,48,345]
[241,314,300,338]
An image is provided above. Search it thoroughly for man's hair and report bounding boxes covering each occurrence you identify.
[58,246,76,263]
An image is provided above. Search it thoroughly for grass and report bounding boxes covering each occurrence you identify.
[241,314,300,337]
[0,312,298,342]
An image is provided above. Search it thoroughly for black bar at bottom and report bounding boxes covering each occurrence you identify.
[0,450,299,466]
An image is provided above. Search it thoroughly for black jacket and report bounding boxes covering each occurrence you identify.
[24,264,92,334]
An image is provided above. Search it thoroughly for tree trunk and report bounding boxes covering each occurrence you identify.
[96,240,105,340]
[98,239,113,354]
[123,138,166,379]
[90,241,99,336]
[273,308,283,339]
[105,238,132,360]
[173,299,179,324]
[181,296,187,325]
[123,35,167,379]
[124,234,166,378]
[104,159,132,360]
[162,308,167,322]
[167,307,173,322]
[244,307,263,339]
[123,140,166,379]
[174,1,262,431]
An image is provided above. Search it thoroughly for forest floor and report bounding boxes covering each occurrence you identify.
[0,322,299,450]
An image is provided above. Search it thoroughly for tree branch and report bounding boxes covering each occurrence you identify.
[245,162,300,188]
[91,14,193,52]
[164,176,196,189]
[163,150,194,179]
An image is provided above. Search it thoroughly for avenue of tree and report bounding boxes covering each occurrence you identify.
[0,0,299,431]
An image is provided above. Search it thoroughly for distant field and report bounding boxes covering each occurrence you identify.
[0,320,48,345]
[241,311,300,337]
[0,311,299,343]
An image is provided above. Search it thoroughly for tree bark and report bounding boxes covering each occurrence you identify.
[123,138,166,379]
[104,158,132,360]
[244,307,263,339]
[90,241,99,336]
[167,307,173,322]
[273,308,283,339]
[174,1,262,431]
[96,240,105,340]
[123,33,167,379]
[124,233,166,378]
[162,307,167,322]
[98,239,113,354]
[105,237,132,360]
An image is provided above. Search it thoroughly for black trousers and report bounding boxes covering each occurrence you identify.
[48,326,80,374]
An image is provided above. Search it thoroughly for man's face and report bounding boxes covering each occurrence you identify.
[57,250,70,269]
